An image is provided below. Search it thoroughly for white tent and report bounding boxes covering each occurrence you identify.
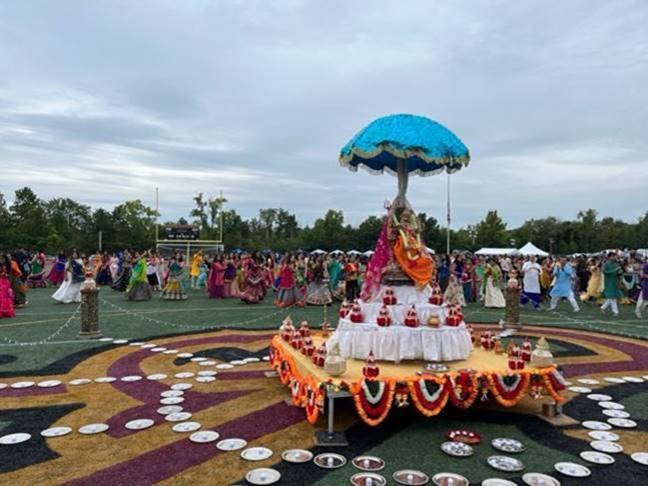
[347,250,362,256]
[425,247,436,254]
[329,249,345,256]
[310,249,326,255]
[475,247,519,256]
[362,250,375,257]
[518,242,549,257]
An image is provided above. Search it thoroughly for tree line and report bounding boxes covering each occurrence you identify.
[1,187,647,254]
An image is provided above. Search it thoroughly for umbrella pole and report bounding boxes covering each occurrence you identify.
[396,159,408,206]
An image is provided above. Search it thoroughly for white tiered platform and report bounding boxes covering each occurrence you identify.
[330,285,473,363]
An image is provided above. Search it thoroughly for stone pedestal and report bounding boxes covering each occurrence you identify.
[79,287,102,339]
[503,287,521,330]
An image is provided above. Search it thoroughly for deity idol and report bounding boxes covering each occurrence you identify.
[388,207,434,288]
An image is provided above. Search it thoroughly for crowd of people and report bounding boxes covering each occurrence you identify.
[0,248,646,320]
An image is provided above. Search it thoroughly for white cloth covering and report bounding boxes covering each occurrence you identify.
[366,284,432,305]
[357,301,447,326]
[330,319,472,362]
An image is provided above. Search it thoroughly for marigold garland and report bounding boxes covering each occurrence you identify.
[446,374,480,409]
[350,379,396,426]
[487,373,530,407]
[408,378,450,417]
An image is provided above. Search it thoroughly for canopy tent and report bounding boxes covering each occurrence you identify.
[362,250,375,257]
[475,248,519,256]
[329,249,345,256]
[517,242,549,257]
[425,247,436,254]
[347,250,362,256]
[310,249,327,255]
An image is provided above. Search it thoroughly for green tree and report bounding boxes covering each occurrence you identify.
[355,216,383,251]
[111,200,159,250]
[8,187,51,249]
[44,198,92,251]
[475,210,508,247]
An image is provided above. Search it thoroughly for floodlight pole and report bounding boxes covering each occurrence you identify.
[446,173,451,255]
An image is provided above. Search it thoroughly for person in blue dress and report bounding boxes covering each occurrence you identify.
[549,256,580,312]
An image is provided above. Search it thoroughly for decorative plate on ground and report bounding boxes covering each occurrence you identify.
[245,468,281,485]
[164,412,192,422]
[120,375,142,382]
[198,360,217,366]
[581,421,611,431]
[151,347,167,352]
[189,430,219,443]
[313,452,346,469]
[196,376,216,383]
[78,423,109,435]
[94,377,116,383]
[487,455,524,472]
[603,377,625,384]
[491,438,525,454]
[113,339,128,344]
[481,479,517,486]
[163,349,178,354]
[140,344,156,349]
[622,376,644,383]
[607,418,637,428]
[216,438,247,451]
[577,378,600,385]
[590,441,623,453]
[580,451,614,465]
[0,384,7,389]
[125,419,154,431]
[146,374,167,381]
[521,473,561,486]
[99,337,113,342]
[588,430,619,441]
[241,447,273,461]
[69,379,92,386]
[177,352,194,358]
[432,472,469,485]
[157,405,183,415]
[129,342,144,346]
[393,470,429,485]
[350,472,386,486]
[171,383,192,391]
[554,462,590,477]
[160,397,184,405]
[441,441,473,457]
[602,409,630,419]
[174,372,195,378]
[630,452,648,466]
[172,421,201,433]
[281,449,313,463]
[230,360,246,365]
[190,357,207,362]
[37,380,62,388]
[244,357,261,363]
[216,363,234,370]
[352,455,385,471]
[447,429,481,444]
[11,381,35,389]
[586,393,612,401]
[424,363,449,373]
[567,386,591,394]
[598,401,625,410]
[41,426,72,438]
[198,370,218,377]
[263,356,270,361]
[161,390,184,398]
[0,433,31,445]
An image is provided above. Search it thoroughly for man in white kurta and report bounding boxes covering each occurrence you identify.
[521,256,542,309]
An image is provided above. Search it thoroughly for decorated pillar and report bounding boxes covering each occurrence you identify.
[79,287,102,339]
[504,286,521,330]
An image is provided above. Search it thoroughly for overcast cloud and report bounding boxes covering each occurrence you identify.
[1,0,647,228]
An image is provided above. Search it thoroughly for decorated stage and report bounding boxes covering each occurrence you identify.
[270,331,566,427]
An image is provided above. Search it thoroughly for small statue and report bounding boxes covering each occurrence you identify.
[530,337,554,367]
[404,305,420,327]
[377,304,392,327]
[382,287,397,305]
[324,341,346,376]
[362,350,380,379]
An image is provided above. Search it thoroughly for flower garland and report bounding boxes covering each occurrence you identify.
[487,372,531,407]
[304,378,325,424]
[350,379,396,426]
[408,377,450,417]
[446,373,480,409]
[542,372,566,403]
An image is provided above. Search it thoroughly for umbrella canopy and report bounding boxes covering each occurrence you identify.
[475,247,520,256]
[340,114,470,201]
[518,242,549,257]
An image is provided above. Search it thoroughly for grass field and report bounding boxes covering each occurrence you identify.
[1,286,645,375]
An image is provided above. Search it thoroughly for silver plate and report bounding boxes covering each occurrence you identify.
[171,383,192,391]
[164,412,192,422]
[350,472,387,486]
[313,452,346,469]
[577,378,600,385]
[352,455,385,471]
[281,449,314,463]
[189,430,219,443]
[160,397,184,405]
[631,452,648,466]
[94,377,116,383]
[607,418,637,428]
[482,479,517,486]
[0,433,31,444]
[230,360,246,365]
[172,421,201,433]
[554,462,590,478]
[487,455,525,472]
[245,468,281,485]
[10,381,34,389]
[125,419,154,430]
[393,469,429,485]
[69,378,91,386]
[244,357,261,363]
[602,409,630,419]
[588,430,619,441]
[521,472,561,486]
[622,376,644,383]
[216,438,247,451]
[40,426,72,438]
[216,363,234,369]
[190,357,207,362]
[580,451,614,464]
[199,360,217,366]
[581,420,611,431]
[161,390,184,398]
[157,405,183,415]
[120,375,142,382]
[242,446,273,461]
[603,377,625,384]
[567,386,591,394]
[78,423,109,434]
[140,344,156,349]
[163,349,178,354]
[586,393,612,401]
[113,339,128,344]
[491,438,524,454]
[174,372,195,378]
[441,441,473,457]
[590,440,623,453]
[177,352,194,358]
[151,347,167,352]
[198,370,218,377]
[196,376,216,383]
[146,373,167,381]
[432,472,470,485]
[37,380,62,388]
[598,401,625,410]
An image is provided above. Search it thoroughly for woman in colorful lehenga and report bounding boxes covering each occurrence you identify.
[161,255,187,301]
[223,257,239,298]
[444,263,467,307]
[47,251,66,287]
[327,256,344,301]
[52,251,84,304]
[275,256,303,308]
[305,257,333,305]
[96,252,113,286]
[482,260,505,308]
[0,255,16,318]
[111,252,132,292]
[240,258,267,304]
[7,255,27,307]
[580,258,603,302]
[207,255,225,299]
[125,253,153,301]
[27,251,47,288]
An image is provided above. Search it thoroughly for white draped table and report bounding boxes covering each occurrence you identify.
[330,319,473,363]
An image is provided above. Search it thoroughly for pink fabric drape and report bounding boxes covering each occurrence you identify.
[360,216,391,301]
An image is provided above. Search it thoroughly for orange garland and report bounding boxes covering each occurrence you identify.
[407,377,449,417]
[486,372,531,407]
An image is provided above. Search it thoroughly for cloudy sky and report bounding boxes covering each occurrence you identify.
[1,0,647,228]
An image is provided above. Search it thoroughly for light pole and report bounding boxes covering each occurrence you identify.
[446,173,451,254]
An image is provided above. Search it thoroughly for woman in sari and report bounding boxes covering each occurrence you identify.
[125,253,153,301]
[52,251,84,304]
[482,259,505,308]
[305,257,332,305]
[161,255,187,300]
[8,255,27,307]
[223,257,239,298]
[275,256,303,307]
[96,252,113,286]
[47,251,66,286]
[240,257,267,304]
[111,252,132,292]
[580,258,603,302]
[444,263,466,307]
[27,251,47,288]
[0,255,16,318]
[207,255,225,299]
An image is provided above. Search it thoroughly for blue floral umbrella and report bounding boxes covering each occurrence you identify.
[339,114,470,201]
